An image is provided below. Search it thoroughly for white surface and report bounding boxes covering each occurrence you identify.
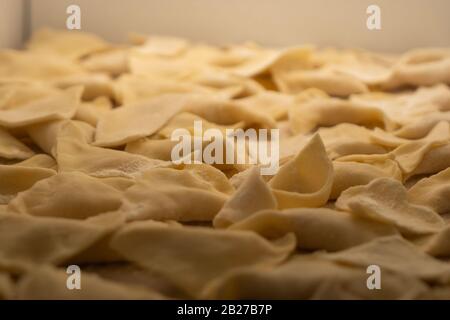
[0,0,25,48]
[3,0,450,52]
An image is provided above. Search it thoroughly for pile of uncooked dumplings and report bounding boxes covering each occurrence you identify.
[0,28,450,300]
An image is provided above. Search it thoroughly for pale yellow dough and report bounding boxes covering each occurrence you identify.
[0,29,449,300]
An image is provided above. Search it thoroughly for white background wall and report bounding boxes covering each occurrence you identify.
[0,0,25,48]
[2,0,450,52]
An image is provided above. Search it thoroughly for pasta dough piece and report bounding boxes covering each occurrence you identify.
[74,96,112,126]
[57,122,171,178]
[276,68,368,97]
[213,167,277,228]
[128,46,214,80]
[371,119,450,148]
[278,133,309,160]
[0,126,34,159]
[57,138,170,177]
[230,208,398,252]
[0,82,59,111]
[403,84,450,112]
[94,94,186,147]
[135,35,188,57]
[126,138,178,161]
[336,178,445,236]
[28,119,94,156]
[17,266,164,300]
[180,95,276,128]
[0,86,83,128]
[213,45,285,77]
[15,154,57,169]
[408,168,450,215]
[53,73,114,100]
[156,112,242,139]
[120,165,232,222]
[325,235,450,284]
[393,112,450,139]
[351,85,450,127]
[81,262,186,299]
[126,136,250,173]
[392,142,438,177]
[81,48,129,76]
[26,28,109,60]
[268,134,333,209]
[204,254,426,300]
[0,211,124,273]
[0,50,84,81]
[318,123,387,159]
[391,121,450,178]
[0,162,56,204]
[421,226,450,257]
[331,159,402,199]
[270,47,370,97]
[320,49,395,85]
[381,48,450,89]
[184,163,235,195]
[409,143,450,178]
[184,68,264,98]
[113,74,213,105]
[289,97,394,135]
[417,286,450,300]
[0,272,13,299]
[236,91,291,121]
[110,220,296,297]
[127,46,262,100]
[309,273,424,300]
[8,172,124,219]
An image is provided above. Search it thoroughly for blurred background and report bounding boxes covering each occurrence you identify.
[1,0,450,51]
